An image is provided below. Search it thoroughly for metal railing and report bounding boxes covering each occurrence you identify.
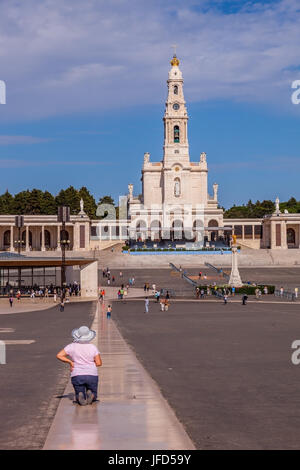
[205,262,230,281]
[274,289,296,301]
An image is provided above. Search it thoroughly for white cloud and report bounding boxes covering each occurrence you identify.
[0,0,299,120]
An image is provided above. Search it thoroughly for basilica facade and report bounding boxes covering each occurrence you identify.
[127,54,223,243]
[0,55,299,253]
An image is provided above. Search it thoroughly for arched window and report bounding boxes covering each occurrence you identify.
[174,85,178,95]
[23,230,33,247]
[287,228,296,245]
[174,178,181,197]
[3,230,10,247]
[174,125,180,143]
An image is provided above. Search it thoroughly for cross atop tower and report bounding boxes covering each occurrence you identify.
[171,44,177,56]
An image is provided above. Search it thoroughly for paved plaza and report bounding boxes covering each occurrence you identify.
[0,301,95,449]
[1,266,300,449]
[112,298,300,449]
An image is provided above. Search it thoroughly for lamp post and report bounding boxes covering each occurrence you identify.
[15,215,24,290]
[57,206,70,302]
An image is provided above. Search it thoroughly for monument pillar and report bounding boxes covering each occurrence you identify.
[228,241,243,287]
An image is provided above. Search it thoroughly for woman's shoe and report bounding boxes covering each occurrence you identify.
[77,392,87,405]
[86,390,95,404]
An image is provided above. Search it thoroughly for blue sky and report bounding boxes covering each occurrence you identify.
[0,0,299,209]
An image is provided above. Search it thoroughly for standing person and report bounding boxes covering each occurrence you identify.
[199,271,202,279]
[60,299,65,312]
[132,276,135,286]
[160,299,165,311]
[280,286,284,298]
[223,294,228,304]
[242,294,248,305]
[107,305,112,319]
[56,326,102,406]
[53,289,57,303]
[102,289,105,302]
[165,291,170,301]
[232,286,235,296]
[9,295,13,308]
[145,297,149,313]
[295,287,298,299]
[123,288,128,302]
[152,284,156,294]
[16,290,21,302]
[258,289,262,300]
[144,284,147,293]
[112,275,115,283]
[200,289,205,299]
[119,271,123,279]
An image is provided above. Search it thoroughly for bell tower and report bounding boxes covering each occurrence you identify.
[163,54,189,166]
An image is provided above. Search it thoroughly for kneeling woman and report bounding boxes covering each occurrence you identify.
[56,326,102,405]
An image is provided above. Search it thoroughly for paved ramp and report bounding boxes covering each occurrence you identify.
[43,301,195,450]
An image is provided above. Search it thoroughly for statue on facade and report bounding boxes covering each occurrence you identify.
[275,197,280,214]
[80,198,84,213]
[128,184,133,199]
[200,152,207,163]
[144,152,150,164]
[174,179,180,197]
[213,183,218,201]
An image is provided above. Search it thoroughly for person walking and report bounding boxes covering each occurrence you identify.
[53,289,57,302]
[160,299,165,311]
[242,294,248,305]
[107,305,112,319]
[9,295,13,308]
[145,297,149,313]
[56,326,102,406]
[16,290,21,302]
[295,287,298,299]
[60,299,65,312]
[223,294,228,305]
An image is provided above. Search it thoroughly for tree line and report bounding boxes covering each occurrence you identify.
[0,186,117,220]
[0,188,298,219]
[224,198,300,218]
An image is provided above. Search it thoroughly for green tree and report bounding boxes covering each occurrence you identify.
[28,189,44,215]
[40,191,56,215]
[55,186,80,214]
[12,190,31,214]
[0,191,14,214]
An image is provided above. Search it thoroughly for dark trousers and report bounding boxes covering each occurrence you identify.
[71,375,98,401]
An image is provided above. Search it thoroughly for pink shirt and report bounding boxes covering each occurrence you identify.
[64,342,100,377]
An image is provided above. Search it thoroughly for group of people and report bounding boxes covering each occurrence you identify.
[145,290,170,313]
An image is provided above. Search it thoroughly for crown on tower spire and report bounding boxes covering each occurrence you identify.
[170,54,180,67]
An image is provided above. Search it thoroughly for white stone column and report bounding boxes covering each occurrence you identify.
[41,226,45,251]
[229,246,243,287]
[270,222,276,249]
[10,226,14,252]
[57,226,61,251]
[281,221,287,249]
[25,226,29,251]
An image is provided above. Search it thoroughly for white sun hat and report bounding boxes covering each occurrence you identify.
[71,326,96,343]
